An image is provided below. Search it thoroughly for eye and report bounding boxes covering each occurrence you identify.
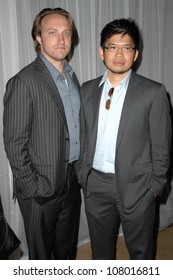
[49,31,57,36]
[63,31,71,37]
[123,46,132,51]
[109,45,117,51]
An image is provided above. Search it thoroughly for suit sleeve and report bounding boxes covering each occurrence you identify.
[149,84,172,196]
[3,76,38,197]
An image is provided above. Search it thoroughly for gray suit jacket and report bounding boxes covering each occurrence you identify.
[3,56,80,203]
[79,70,172,213]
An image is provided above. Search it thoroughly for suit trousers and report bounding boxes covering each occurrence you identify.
[16,163,81,260]
[84,169,156,260]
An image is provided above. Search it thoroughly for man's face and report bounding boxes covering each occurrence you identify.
[99,34,139,79]
[36,13,72,63]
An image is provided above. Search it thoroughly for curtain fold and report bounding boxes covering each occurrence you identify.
[0,0,173,259]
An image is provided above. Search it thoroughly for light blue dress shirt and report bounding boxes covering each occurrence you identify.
[93,70,131,173]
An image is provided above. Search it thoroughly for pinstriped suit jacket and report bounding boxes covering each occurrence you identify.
[3,56,80,203]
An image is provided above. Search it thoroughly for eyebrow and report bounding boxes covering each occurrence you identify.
[107,43,132,46]
[46,28,71,32]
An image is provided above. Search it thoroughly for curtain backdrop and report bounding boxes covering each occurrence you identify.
[0,0,173,259]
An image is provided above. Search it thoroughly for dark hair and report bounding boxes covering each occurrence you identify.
[31,7,78,54]
[100,17,140,50]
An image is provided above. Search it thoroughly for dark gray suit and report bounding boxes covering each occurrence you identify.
[79,70,172,259]
[3,56,81,259]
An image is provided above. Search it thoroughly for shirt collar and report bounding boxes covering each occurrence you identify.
[99,69,132,89]
[39,53,73,79]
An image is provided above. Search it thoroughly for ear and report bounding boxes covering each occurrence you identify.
[99,47,104,60]
[36,35,42,46]
[134,49,139,62]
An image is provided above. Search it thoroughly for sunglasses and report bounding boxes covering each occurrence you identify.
[105,87,114,110]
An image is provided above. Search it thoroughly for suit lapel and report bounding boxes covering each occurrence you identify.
[92,83,103,120]
[34,56,68,129]
[116,72,139,152]
[90,81,103,148]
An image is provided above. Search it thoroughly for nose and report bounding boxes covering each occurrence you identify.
[116,47,124,54]
[57,32,65,43]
